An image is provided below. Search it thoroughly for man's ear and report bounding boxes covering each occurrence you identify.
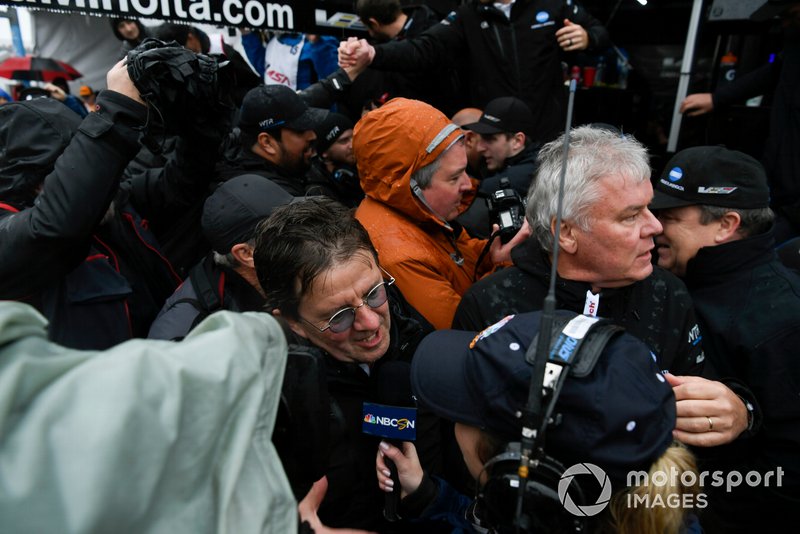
[273,308,309,340]
[716,211,742,243]
[511,132,526,152]
[554,218,578,254]
[256,132,279,157]
[230,243,255,269]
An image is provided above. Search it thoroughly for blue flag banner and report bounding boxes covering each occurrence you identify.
[361,402,417,442]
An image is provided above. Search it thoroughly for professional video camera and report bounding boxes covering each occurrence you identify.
[486,177,526,244]
[126,38,235,150]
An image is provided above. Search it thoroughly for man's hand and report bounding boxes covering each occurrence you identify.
[106,59,145,106]
[376,441,424,500]
[666,373,749,447]
[489,218,532,265]
[556,19,590,51]
[338,37,374,70]
[43,83,67,102]
[298,476,377,534]
[680,93,714,116]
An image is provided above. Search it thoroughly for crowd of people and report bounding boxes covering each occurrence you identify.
[1,1,799,533]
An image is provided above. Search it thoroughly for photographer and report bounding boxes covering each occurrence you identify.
[462,96,539,198]
[0,42,230,349]
[375,311,701,533]
[353,98,531,330]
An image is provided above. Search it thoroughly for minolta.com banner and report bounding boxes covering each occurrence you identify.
[2,0,315,31]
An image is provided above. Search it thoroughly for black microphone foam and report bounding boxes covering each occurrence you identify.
[375,360,414,408]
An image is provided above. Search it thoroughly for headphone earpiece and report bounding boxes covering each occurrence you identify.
[474,442,587,533]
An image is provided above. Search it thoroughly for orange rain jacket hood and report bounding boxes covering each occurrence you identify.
[353,99,494,329]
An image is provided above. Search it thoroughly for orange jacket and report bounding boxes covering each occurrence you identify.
[353,99,494,329]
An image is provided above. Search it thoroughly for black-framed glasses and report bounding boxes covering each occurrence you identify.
[301,268,395,334]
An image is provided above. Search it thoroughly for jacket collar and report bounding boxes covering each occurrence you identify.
[511,238,629,308]
[684,227,777,289]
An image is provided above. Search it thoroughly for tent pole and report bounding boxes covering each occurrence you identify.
[667,0,706,153]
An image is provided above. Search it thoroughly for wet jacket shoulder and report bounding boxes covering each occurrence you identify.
[356,195,491,330]
[453,237,704,375]
[0,91,146,298]
[148,254,266,341]
[684,230,800,483]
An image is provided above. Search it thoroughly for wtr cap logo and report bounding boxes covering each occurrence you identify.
[668,167,683,182]
[558,463,612,516]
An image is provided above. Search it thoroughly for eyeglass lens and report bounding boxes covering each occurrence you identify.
[327,282,389,333]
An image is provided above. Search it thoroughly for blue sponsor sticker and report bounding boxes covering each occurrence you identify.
[668,167,683,182]
[536,11,550,23]
[362,403,417,441]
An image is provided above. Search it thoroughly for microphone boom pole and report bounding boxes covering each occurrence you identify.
[514,79,578,531]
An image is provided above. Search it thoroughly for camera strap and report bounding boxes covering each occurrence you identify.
[410,178,465,266]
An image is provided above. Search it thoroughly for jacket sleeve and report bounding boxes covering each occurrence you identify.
[122,128,221,226]
[401,473,473,530]
[451,287,487,331]
[0,91,146,299]
[562,2,611,50]
[712,61,780,109]
[371,17,464,73]
[298,69,355,109]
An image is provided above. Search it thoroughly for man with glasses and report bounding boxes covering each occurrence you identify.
[253,196,438,531]
[216,84,326,196]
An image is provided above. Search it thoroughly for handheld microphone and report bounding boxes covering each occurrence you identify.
[362,361,417,522]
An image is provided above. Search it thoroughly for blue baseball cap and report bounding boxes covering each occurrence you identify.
[411,311,676,483]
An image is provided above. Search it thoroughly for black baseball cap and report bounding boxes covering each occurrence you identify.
[650,146,770,210]
[202,175,299,254]
[238,85,327,133]
[314,112,354,155]
[462,96,534,137]
[411,311,675,484]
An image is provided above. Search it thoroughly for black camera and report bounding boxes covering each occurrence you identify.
[486,177,526,244]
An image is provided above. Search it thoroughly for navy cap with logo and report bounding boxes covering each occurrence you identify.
[462,96,534,137]
[238,85,327,133]
[650,146,770,211]
[202,175,299,254]
[314,112,354,155]
[411,311,675,483]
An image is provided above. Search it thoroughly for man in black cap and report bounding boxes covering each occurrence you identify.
[375,310,699,533]
[462,96,539,197]
[305,112,364,207]
[216,85,326,196]
[651,145,800,533]
[148,175,297,340]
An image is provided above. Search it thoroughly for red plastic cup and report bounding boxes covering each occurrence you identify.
[582,66,597,88]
